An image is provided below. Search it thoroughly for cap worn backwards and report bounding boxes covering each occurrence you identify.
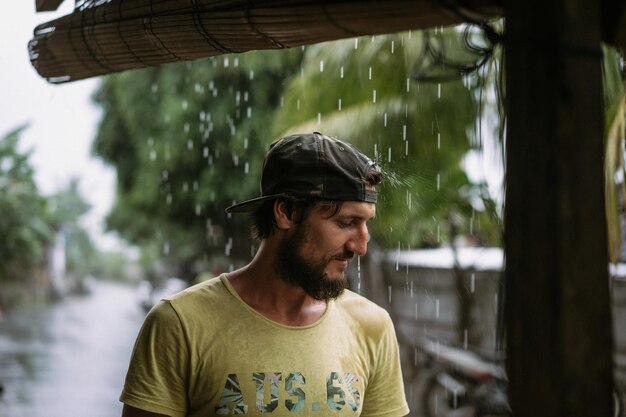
[225,132,379,213]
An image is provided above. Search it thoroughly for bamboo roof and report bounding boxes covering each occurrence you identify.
[28,0,499,84]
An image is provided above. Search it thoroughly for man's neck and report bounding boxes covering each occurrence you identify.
[226,240,328,326]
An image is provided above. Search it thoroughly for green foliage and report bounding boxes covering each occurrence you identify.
[273,29,502,248]
[0,126,52,280]
[92,49,304,277]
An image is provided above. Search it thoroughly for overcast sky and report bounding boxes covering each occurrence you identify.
[1,2,119,250]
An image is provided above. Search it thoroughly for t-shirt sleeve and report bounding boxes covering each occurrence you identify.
[120,300,189,417]
[361,314,410,417]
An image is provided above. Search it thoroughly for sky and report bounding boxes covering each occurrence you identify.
[1,2,120,250]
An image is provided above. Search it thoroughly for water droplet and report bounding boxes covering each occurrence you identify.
[163,242,169,255]
[354,38,359,49]
[234,57,239,67]
[244,162,249,174]
[244,138,248,149]
[464,330,468,349]
[402,125,407,141]
[187,139,193,150]
[317,113,321,125]
[320,60,324,72]
[247,107,252,118]
[182,99,188,110]
[249,70,254,80]
[387,147,391,163]
[151,83,158,93]
[195,204,201,216]
[388,285,392,304]
[203,147,209,158]
[338,98,342,111]
[405,140,409,156]
[391,40,395,53]
[368,66,372,80]
[471,273,475,293]
[372,89,376,103]
[340,66,344,78]
[150,150,157,161]
[437,133,441,149]
[223,57,229,67]
[435,298,440,318]
[406,78,410,93]
[437,83,441,98]
[384,113,387,127]
[184,123,190,133]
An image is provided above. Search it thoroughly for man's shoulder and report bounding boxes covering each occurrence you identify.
[334,289,393,328]
[161,274,232,317]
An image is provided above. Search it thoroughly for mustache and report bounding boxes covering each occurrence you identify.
[333,251,354,261]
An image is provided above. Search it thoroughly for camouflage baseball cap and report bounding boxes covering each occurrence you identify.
[225,132,380,213]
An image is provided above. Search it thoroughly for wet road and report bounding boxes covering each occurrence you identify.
[0,281,146,417]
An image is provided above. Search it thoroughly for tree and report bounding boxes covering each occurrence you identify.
[272,28,502,249]
[93,49,304,280]
[0,126,52,305]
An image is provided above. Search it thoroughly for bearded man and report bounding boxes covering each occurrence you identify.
[120,132,409,417]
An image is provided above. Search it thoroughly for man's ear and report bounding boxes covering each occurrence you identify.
[274,199,294,230]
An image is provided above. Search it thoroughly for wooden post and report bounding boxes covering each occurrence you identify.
[504,1,614,416]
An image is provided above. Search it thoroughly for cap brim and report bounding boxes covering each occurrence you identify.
[225,194,285,213]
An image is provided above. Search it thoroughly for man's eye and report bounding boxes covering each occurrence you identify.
[337,221,352,228]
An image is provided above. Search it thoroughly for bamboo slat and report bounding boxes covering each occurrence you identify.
[29,0,466,83]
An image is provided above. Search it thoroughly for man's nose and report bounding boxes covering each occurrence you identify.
[346,224,368,256]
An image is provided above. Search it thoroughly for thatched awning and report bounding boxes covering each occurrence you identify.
[28,0,500,84]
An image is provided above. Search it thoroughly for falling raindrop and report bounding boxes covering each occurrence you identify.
[354,38,359,49]
[372,89,377,103]
[150,150,157,161]
[320,60,324,72]
[391,40,395,53]
[187,139,193,150]
[463,330,468,349]
[249,70,254,80]
[437,83,441,98]
[151,83,158,93]
[163,241,170,255]
[435,298,440,318]
[244,138,249,149]
[247,107,252,118]
[368,66,372,80]
[182,99,188,110]
[340,66,344,78]
[317,113,321,125]
[387,146,392,163]
[195,204,201,216]
[402,124,407,141]
[388,285,392,304]
[384,113,387,127]
[470,272,475,293]
[244,162,249,174]
[437,173,441,190]
[406,78,410,93]
[166,194,172,205]
[203,147,209,158]
[223,57,229,67]
[338,98,342,111]
[437,133,441,149]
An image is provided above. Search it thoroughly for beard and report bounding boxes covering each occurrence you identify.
[275,223,352,301]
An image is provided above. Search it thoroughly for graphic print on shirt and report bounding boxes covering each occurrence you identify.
[215,371,361,414]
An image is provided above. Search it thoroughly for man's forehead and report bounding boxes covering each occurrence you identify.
[336,201,376,219]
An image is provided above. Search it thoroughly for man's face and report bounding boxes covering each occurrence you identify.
[275,200,376,300]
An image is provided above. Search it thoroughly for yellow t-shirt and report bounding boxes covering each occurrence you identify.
[121,275,409,417]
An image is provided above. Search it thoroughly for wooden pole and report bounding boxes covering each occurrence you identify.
[504,1,614,416]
